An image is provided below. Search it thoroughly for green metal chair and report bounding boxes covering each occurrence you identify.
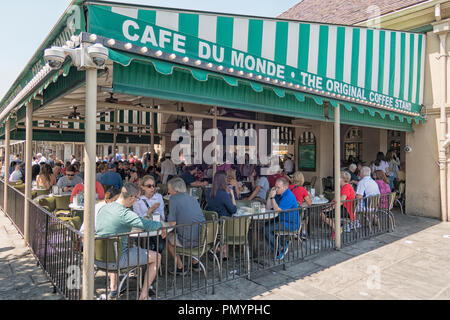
[273,210,304,260]
[174,210,219,293]
[35,188,51,197]
[217,215,251,279]
[54,195,71,216]
[94,238,142,299]
[38,196,56,213]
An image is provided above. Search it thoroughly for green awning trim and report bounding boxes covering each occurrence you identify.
[294,93,305,102]
[250,82,263,92]
[109,49,424,128]
[273,88,285,98]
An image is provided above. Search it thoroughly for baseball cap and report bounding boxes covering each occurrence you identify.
[108,163,116,169]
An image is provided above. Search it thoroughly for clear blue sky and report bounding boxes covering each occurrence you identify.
[0,0,300,101]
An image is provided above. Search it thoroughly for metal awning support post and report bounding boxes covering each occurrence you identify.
[212,106,217,177]
[24,102,33,245]
[3,118,10,216]
[150,107,155,166]
[334,103,341,250]
[82,68,98,300]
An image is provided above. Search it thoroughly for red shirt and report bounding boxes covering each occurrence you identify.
[289,185,309,205]
[70,182,105,202]
[341,183,356,220]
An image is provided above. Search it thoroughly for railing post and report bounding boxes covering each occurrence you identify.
[3,118,10,217]
[334,103,341,250]
[24,101,33,245]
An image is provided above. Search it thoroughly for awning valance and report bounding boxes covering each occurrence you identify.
[109,48,421,130]
[87,2,426,120]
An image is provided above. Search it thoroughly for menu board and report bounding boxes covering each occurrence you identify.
[298,143,316,171]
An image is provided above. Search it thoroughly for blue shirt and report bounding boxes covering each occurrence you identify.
[206,189,237,218]
[180,171,196,186]
[100,171,123,190]
[274,188,299,232]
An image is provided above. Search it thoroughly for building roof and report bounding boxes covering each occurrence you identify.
[278,0,430,25]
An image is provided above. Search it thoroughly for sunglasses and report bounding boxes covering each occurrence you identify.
[67,173,75,176]
[144,184,155,188]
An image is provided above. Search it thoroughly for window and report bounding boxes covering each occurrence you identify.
[344,127,363,162]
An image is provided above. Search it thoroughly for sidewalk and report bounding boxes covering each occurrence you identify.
[0,211,62,300]
[175,212,450,300]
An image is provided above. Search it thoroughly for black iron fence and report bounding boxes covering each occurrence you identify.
[0,181,395,300]
[1,180,25,236]
[93,193,395,300]
[28,200,82,300]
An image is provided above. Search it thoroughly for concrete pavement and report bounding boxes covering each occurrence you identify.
[175,211,450,300]
[0,211,62,300]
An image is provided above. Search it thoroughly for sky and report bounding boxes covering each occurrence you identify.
[0,0,300,101]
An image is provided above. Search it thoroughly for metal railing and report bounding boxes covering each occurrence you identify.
[92,193,396,300]
[0,181,395,300]
[1,180,25,236]
[28,200,83,300]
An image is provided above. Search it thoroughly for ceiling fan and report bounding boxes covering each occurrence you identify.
[67,106,83,119]
[163,104,193,129]
[105,92,118,104]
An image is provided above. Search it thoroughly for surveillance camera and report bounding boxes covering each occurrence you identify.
[404,145,412,152]
[44,47,67,70]
[87,44,109,68]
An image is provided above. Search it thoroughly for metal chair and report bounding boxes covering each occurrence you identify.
[35,188,51,197]
[395,182,405,215]
[54,194,71,216]
[375,192,396,231]
[94,238,142,299]
[217,215,251,279]
[273,210,304,260]
[174,211,219,293]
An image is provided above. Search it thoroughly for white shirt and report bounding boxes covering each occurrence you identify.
[79,201,107,235]
[133,193,165,220]
[372,160,389,173]
[9,170,23,182]
[356,176,380,197]
[284,159,294,174]
[161,159,177,184]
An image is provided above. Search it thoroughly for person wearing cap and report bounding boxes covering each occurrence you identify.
[283,154,294,175]
[161,152,177,184]
[100,163,123,190]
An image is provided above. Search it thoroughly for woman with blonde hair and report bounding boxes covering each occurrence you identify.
[133,175,165,220]
[226,168,242,199]
[289,171,312,206]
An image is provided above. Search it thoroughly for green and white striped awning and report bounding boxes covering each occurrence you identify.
[86,2,426,119]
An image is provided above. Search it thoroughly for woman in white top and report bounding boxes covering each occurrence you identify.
[133,175,165,221]
[372,152,389,176]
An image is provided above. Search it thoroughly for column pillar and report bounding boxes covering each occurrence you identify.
[334,104,341,249]
[3,118,10,216]
[24,102,33,244]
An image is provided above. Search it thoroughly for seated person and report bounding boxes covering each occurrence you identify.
[79,186,120,234]
[166,177,206,275]
[206,171,237,218]
[245,166,269,204]
[56,165,83,192]
[289,171,312,206]
[133,175,166,253]
[356,166,380,211]
[226,168,242,199]
[345,163,360,188]
[100,163,123,191]
[70,181,105,203]
[265,178,299,260]
[180,165,208,187]
[321,171,356,237]
[9,163,23,182]
[206,172,236,259]
[36,164,56,190]
[374,170,391,209]
[95,183,165,300]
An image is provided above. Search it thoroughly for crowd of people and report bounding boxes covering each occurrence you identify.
[1,147,403,299]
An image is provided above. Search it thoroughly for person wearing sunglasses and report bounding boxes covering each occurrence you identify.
[133,175,165,221]
[56,164,83,193]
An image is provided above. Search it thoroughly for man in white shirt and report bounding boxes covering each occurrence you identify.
[36,153,47,165]
[161,153,177,184]
[283,155,294,175]
[356,166,380,211]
